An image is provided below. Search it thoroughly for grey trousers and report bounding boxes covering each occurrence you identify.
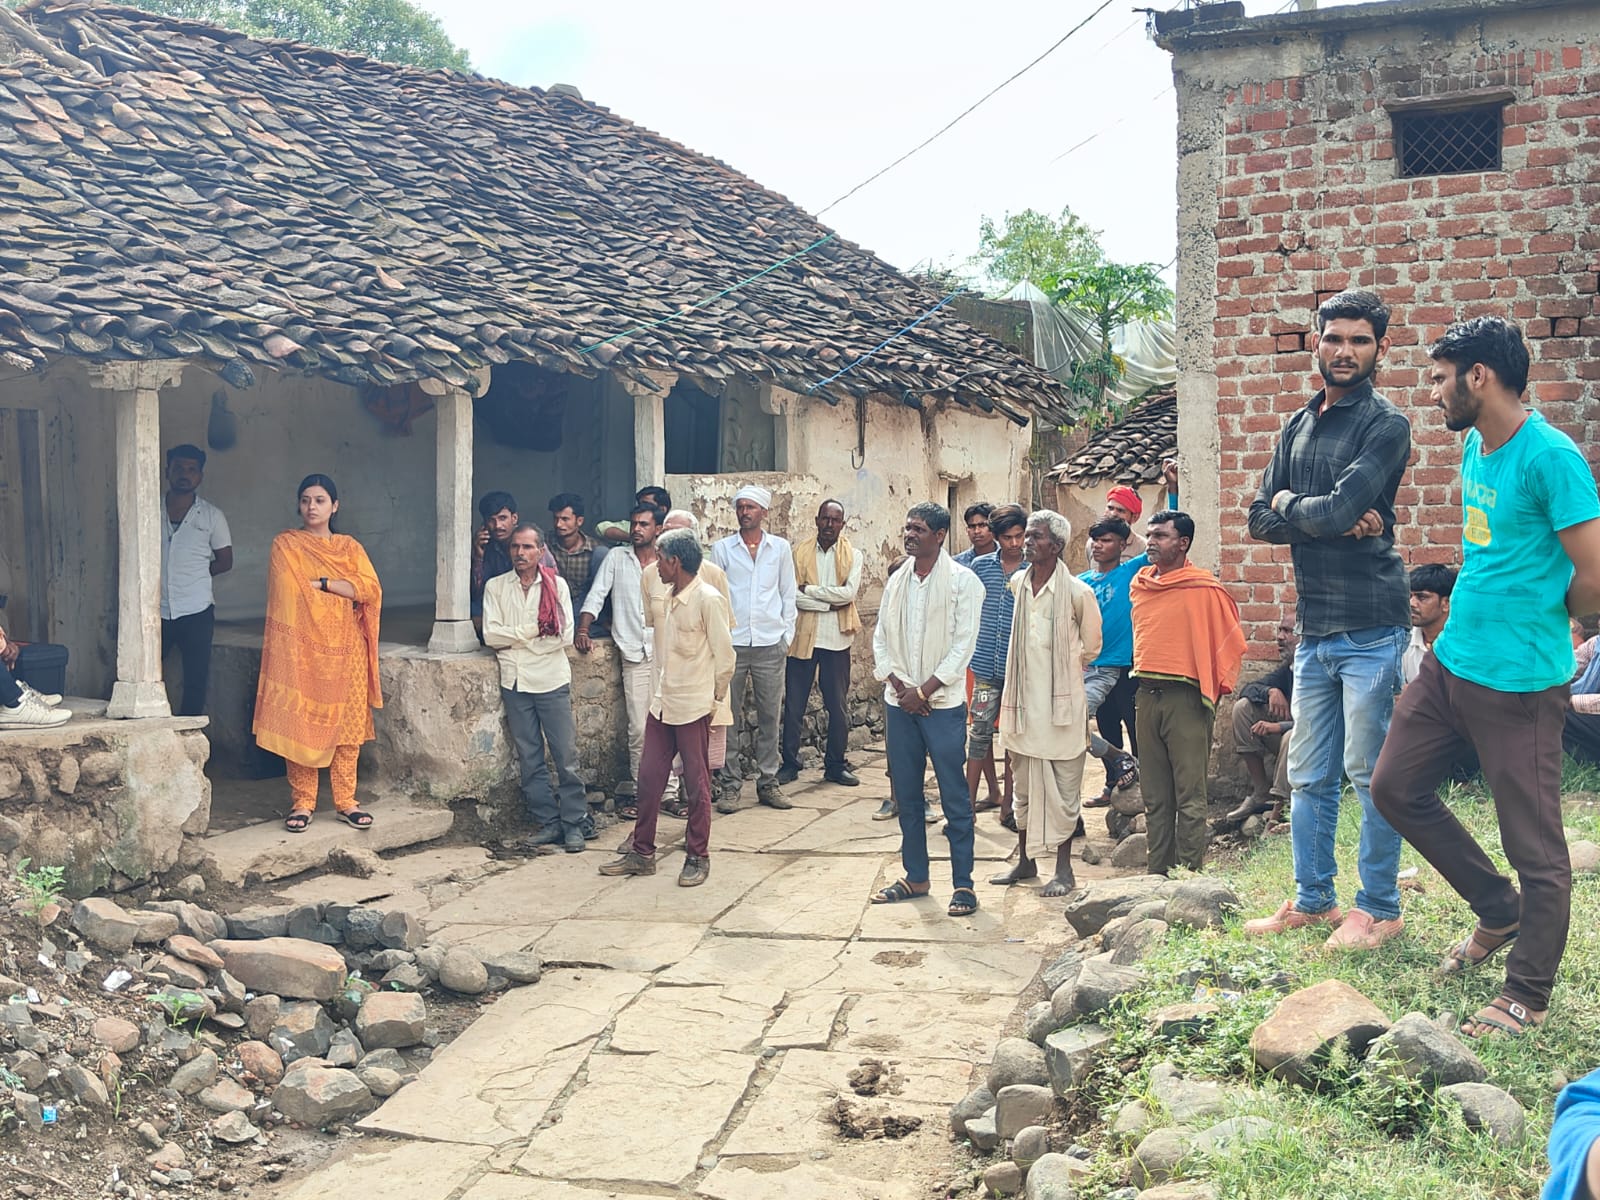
[728,642,786,783]
[502,685,588,832]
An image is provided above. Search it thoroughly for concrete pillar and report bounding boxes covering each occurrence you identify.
[426,375,485,653]
[89,360,185,718]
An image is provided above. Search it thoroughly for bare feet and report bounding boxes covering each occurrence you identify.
[990,861,1039,886]
[1041,871,1077,898]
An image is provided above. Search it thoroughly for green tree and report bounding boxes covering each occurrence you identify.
[973,206,1105,290]
[1052,260,1174,427]
[117,0,470,71]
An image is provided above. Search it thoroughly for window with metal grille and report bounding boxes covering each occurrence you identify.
[1393,104,1503,177]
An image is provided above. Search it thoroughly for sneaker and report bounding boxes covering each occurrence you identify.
[1324,909,1405,952]
[1242,899,1343,937]
[678,855,710,888]
[0,695,71,728]
[18,682,62,707]
[757,781,793,810]
[562,827,586,854]
[776,764,801,785]
[598,851,656,877]
[870,799,898,821]
[824,767,861,787]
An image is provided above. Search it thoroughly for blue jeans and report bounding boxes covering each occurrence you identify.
[885,704,975,891]
[1286,626,1408,920]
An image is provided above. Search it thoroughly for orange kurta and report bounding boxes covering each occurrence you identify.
[253,530,383,768]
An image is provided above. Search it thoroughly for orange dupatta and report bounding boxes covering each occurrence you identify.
[253,530,383,768]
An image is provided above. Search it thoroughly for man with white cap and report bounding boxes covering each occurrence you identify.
[711,485,797,812]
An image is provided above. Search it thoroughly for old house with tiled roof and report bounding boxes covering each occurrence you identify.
[0,2,1066,887]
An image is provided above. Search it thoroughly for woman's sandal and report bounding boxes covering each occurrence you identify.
[1461,995,1546,1039]
[948,888,979,917]
[1436,922,1519,979]
[285,811,313,833]
[871,879,929,904]
[1083,788,1112,809]
[339,809,375,829]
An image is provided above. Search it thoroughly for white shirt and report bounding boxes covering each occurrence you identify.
[872,562,983,709]
[581,547,652,664]
[711,531,797,648]
[161,496,231,620]
[1401,625,1429,687]
[794,543,863,652]
[482,571,575,694]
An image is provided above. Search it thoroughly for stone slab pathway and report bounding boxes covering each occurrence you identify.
[274,749,1118,1199]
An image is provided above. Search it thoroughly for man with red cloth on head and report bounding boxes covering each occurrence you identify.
[1131,509,1246,875]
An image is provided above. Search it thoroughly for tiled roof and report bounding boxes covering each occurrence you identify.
[0,2,1071,422]
[1047,388,1176,485]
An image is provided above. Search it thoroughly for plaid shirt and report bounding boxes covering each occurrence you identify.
[1247,380,1412,637]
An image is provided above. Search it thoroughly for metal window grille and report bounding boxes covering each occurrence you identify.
[1394,105,1503,178]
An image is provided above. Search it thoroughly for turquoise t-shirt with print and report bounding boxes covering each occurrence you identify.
[1435,411,1600,692]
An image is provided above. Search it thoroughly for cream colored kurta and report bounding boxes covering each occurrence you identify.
[1007,572,1090,853]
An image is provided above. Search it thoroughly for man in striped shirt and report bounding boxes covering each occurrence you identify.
[966,506,1028,819]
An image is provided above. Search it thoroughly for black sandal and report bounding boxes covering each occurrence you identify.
[285,811,313,833]
[339,809,374,829]
[616,802,639,820]
[662,794,690,820]
[1109,753,1139,791]
[948,888,979,917]
[871,879,929,904]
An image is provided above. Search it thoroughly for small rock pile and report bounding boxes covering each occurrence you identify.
[949,875,1527,1197]
[1079,786,1150,872]
[2,891,543,1193]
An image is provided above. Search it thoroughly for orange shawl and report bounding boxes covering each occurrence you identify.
[253,530,383,768]
[1130,562,1246,708]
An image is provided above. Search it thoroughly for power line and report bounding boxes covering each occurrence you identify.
[815,0,1119,218]
[806,288,963,393]
[1048,86,1173,165]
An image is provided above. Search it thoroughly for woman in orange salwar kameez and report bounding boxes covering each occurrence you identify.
[253,474,383,832]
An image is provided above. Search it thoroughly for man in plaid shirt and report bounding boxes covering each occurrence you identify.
[1243,290,1413,952]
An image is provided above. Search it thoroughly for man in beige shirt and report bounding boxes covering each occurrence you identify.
[601,529,735,887]
[483,523,588,854]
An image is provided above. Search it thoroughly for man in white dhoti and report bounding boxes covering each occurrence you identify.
[989,511,1103,897]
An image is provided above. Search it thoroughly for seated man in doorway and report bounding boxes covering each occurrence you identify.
[597,486,673,544]
[1224,617,1298,827]
[547,493,611,611]
[0,625,69,728]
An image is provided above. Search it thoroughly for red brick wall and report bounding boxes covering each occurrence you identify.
[1208,41,1600,653]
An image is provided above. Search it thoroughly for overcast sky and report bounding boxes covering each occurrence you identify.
[420,0,1366,288]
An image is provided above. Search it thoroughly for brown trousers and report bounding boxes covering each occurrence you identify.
[1370,654,1571,1011]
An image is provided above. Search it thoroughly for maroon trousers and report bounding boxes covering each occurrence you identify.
[632,713,713,860]
[1370,654,1571,1011]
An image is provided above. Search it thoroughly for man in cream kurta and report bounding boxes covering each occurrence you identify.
[990,511,1103,897]
[782,499,864,786]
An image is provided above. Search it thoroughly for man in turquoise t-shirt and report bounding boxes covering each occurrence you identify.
[1079,517,1143,807]
[1373,316,1600,1040]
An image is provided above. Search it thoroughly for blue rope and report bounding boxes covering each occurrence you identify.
[806,289,962,395]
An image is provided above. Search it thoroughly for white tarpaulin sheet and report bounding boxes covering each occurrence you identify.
[1001,281,1176,408]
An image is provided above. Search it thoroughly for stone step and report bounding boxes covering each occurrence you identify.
[202,800,454,885]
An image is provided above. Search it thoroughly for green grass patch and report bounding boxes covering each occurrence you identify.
[1061,762,1600,1200]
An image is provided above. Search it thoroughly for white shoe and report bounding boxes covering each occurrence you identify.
[18,682,62,707]
[0,694,71,727]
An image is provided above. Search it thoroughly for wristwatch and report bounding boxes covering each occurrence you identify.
[319,577,329,592]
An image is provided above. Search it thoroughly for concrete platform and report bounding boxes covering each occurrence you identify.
[201,797,454,884]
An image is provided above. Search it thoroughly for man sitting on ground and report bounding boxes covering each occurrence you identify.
[1224,618,1297,827]
[1401,563,1456,685]
[0,625,69,728]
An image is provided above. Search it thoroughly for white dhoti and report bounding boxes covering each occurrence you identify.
[1011,751,1087,853]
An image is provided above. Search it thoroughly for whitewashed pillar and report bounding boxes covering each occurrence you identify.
[90,360,185,718]
[427,374,485,653]
[618,369,677,491]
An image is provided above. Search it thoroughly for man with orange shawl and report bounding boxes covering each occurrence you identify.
[1131,510,1245,874]
[253,475,383,831]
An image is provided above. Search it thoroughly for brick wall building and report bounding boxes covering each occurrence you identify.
[1159,0,1599,659]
